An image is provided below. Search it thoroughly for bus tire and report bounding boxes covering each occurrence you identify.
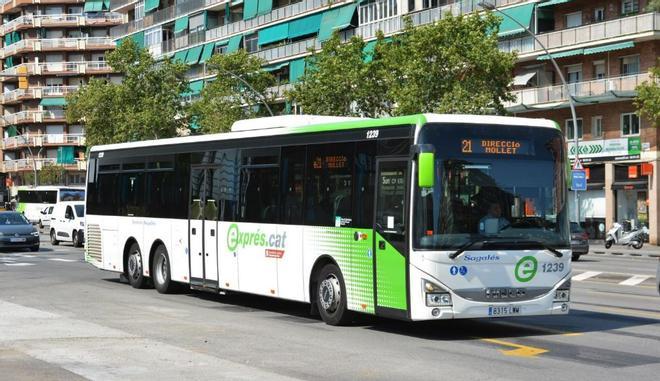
[153,245,175,294]
[50,229,59,245]
[127,242,147,289]
[316,263,352,326]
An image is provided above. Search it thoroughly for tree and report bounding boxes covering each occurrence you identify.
[189,50,276,134]
[288,13,516,116]
[286,33,391,117]
[23,164,65,185]
[66,39,190,146]
[647,0,660,12]
[635,60,660,128]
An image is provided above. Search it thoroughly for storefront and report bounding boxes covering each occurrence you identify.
[581,164,606,239]
[612,163,651,231]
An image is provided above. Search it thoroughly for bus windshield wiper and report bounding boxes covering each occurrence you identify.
[505,240,564,258]
[448,239,486,260]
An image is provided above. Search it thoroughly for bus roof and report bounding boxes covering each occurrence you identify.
[89,114,557,153]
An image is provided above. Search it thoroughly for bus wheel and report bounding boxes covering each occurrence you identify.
[127,243,147,289]
[50,229,59,246]
[153,245,175,294]
[316,264,352,326]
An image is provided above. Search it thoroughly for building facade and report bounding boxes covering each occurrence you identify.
[0,0,121,193]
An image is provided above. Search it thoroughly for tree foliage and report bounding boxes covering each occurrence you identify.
[23,164,65,186]
[189,50,276,134]
[647,0,660,12]
[287,13,516,116]
[635,60,660,127]
[66,39,190,146]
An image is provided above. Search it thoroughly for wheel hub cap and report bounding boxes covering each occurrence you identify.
[319,275,341,312]
[128,252,141,278]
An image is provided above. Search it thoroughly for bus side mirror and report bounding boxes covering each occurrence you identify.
[418,152,435,188]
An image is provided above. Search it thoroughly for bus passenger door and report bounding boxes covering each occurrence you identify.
[203,168,219,287]
[373,159,409,316]
[189,168,205,286]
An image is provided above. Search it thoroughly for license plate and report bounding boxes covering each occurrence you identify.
[488,305,522,316]
[10,237,26,242]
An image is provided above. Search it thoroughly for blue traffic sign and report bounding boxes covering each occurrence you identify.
[572,170,587,191]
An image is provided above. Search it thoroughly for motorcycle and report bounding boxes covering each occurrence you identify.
[605,222,648,249]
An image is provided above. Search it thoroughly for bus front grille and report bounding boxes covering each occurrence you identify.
[86,224,102,266]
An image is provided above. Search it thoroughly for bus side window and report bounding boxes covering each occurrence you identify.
[280,146,305,225]
[354,141,376,228]
[305,143,355,227]
[239,148,280,224]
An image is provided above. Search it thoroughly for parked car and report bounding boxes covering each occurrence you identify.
[570,222,589,261]
[38,206,54,229]
[656,260,659,295]
[50,201,85,247]
[0,211,40,251]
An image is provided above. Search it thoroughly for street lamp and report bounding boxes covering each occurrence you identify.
[479,1,581,223]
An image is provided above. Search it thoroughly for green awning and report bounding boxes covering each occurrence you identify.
[584,41,635,55]
[40,97,67,106]
[102,0,110,10]
[185,45,204,64]
[289,13,323,39]
[57,147,75,165]
[318,3,357,42]
[243,0,259,20]
[174,16,189,34]
[200,42,216,63]
[131,31,144,48]
[289,58,305,83]
[538,48,583,60]
[7,125,18,137]
[83,0,103,12]
[257,0,273,16]
[538,0,572,7]
[258,22,289,46]
[363,40,377,63]
[264,62,289,72]
[226,35,243,53]
[498,3,535,37]
[144,0,160,13]
[173,49,188,62]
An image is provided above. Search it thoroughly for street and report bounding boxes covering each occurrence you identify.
[0,237,659,381]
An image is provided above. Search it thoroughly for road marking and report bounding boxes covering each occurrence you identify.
[572,271,602,281]
[480,338,548,357]
[4,263,34,266]
[48,258,77,262]
[618,275,651,286]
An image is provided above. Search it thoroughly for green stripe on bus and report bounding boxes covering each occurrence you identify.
[287,114,427,135]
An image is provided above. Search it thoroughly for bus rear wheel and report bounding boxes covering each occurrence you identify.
[127,243,147,289]
[316,263,352,326]
[153,245,176,294]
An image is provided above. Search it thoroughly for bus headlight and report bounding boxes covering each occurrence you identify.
[426,293,452,307]
[554,278,571,302]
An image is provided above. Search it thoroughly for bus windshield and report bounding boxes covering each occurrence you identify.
[414,123,569,250]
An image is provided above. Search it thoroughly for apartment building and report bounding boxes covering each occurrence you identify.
[98,0,660,242]
[0,0,121,190]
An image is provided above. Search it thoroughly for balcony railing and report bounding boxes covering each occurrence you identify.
[499,12,660,57]
[2,134,86,150]
[0,86,80,104]
[0,13,125,36]
[505,72,651,110]
[0,110,66,126]
[1,0,85,13]
[110,0,139,12]
[0,37,114,59]
[0,61,113,79]
[0,158,86,173]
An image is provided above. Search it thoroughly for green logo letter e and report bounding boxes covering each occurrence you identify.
[227,223,239,251]
[515,256,538,283]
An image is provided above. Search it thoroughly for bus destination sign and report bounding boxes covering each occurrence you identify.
[461,139,530,155]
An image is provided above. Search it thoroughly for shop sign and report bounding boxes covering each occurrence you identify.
[568,137,641,163]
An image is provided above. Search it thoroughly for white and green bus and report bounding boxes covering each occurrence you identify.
[16,186,85,225]
[85,114,571,325]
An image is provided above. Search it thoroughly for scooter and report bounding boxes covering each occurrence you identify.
[605,222,648,249]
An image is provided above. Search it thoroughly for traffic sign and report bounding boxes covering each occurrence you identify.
[572,158,583,170]
[572,169,587,191]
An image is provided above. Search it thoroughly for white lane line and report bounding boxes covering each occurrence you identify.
[48,258,77,262]
[618,275,651,286]
[4,263,34,266]
[572,271,602,281]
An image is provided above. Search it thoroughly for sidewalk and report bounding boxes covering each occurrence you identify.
[588,240,660,258]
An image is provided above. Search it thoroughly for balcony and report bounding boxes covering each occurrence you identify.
[0,158,86,173]
[1,0,85,13]
[0,37,115,59]
[0,110,66,126]
[0,86,80,105]
[499,12,660,59]
[0,61,113,81]
[0,13,125,37]
[110,0,139,13]
[505,72,651,112]
[2,134,86,151]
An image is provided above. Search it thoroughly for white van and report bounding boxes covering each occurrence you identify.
[50,201,85,247]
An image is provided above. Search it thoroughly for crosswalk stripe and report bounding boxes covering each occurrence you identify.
[572,271,602,281]
[4,263,34,266]
[618,275,651,286]
[48,258,77,262]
